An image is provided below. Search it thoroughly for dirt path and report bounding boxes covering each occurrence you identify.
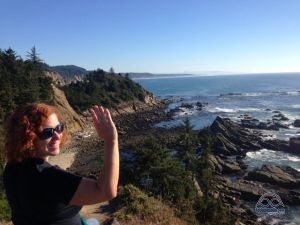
[49,150,111,224]
[49,152,76,170]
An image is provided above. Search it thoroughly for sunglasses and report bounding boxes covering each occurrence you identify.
[38,122,64,140]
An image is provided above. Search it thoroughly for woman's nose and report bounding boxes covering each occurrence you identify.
[52,131,61,140]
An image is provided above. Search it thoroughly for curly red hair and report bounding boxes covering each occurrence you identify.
[5,103,68,163]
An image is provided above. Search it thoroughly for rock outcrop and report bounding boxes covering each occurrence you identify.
[240,114,289,130]
[209,116,262,155]
[44,68,86,85]
[208,155,242,174]
[52,84,86,134]
[167,101,205,117]
[246,165,300,189]
[44,71,66,85]
[110,95,164,116]
[262,137,300,155]
[207,116,300,155]
[294,119,300,127]
[215,175,300,205]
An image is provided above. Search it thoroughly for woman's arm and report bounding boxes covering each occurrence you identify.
[69,105,119,205]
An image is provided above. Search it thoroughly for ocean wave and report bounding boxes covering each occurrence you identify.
[207,106,262,113]
[284,133,298,136]
[238,107,262,112]
[245,149,300,171]
[176,109,196,116]
[291,104,300,108]
[286,91,300,95]
[287,156,300,162]
[246,149,277,159]
[220,91,300,97]
[285,115,298,121]
[207,107,238,113]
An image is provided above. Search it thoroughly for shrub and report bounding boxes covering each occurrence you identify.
[116,184,188,225]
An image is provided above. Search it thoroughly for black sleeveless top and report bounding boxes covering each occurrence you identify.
[3,158,83,225]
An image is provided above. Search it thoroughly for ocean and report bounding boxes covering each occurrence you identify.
[135,73,300,224]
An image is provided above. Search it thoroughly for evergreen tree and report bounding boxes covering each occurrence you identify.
[0,47,53,221]
[26,46,42,64]
[198,135,214,193]
[177,117,199,176]
[122,136,198,205]
[109,67,115,75]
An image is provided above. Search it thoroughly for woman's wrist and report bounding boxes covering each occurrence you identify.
[104,138,118,146]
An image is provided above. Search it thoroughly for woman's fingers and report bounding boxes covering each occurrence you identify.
[90,108,99,125]
[90,105,117,141]
[98,106,107,124]
[104,108,113,123]
[91,105,112,128]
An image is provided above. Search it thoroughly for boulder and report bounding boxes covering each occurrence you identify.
[180,102,194,109]
[289,137,300,154]
[216,176,267,202]
[272,113,289,121]
[246,165,300,189]
[195,101,203,110]
[208,155,242,174]
[294,119,300,127]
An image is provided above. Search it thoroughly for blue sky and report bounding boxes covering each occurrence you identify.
[1,0,300,74]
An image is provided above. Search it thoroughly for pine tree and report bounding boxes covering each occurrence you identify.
[109,67,115,75]
[26,46,42,64]
[177,117,199,175]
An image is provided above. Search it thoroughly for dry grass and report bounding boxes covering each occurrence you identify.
[115,185,187,225]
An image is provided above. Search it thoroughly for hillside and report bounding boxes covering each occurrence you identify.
[43,65,88,85]
[51,65,88,78]
[62,69,157,113]
[0,48,161,223]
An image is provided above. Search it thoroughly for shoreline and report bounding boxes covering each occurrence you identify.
[53,100,300,225]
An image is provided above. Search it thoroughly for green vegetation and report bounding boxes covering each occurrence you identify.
[121,119,236,224]
[0,47,54,221]
[176,118,199,176]
[121,135,198,223]
[117,184,162,218]
[0,125,11,221]
[116,184,188,225]
[0,47,53,120]
[195,135,235,225]
[62,69,150,112]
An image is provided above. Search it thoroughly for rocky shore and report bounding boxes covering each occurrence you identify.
[60,99,300,225]
[203,116,300,224]
[206,116,300,156]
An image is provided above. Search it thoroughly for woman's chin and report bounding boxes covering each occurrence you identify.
[47,147,60,156]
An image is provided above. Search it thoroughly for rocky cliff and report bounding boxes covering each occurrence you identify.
[110,94,163,116]
[44,70,85,85]
[52,84,86,133]
[44,71,66,85]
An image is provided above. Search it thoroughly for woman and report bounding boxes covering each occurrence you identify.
[3,103,119,225]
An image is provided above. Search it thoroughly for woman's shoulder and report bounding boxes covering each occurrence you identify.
[4,158,55,175]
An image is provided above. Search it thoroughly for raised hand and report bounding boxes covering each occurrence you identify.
[89,105,118,142]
